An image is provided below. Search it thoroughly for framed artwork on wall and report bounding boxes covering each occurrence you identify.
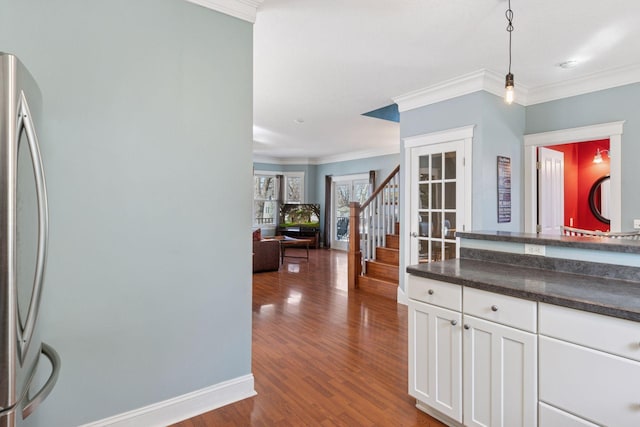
[497,156,511,223]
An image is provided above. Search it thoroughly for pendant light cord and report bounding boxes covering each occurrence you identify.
[506,0,514,74]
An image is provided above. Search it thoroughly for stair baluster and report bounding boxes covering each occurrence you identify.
[348,165,400,295]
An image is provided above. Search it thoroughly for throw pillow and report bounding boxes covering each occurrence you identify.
[252,228,262,241]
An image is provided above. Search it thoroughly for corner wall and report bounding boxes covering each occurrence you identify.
[398,91,525,292]
[1,1,254,425]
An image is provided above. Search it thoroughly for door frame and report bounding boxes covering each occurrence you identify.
[403,125,474,291]
[331,173,369,251]
[523,121,624,233]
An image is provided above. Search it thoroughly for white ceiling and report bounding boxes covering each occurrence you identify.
[252,0,640,163]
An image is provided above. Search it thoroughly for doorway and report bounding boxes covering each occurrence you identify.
[331,174,370,251]
[541,140,611,233]
[524,121,623,232]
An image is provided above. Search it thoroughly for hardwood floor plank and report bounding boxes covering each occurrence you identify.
[171,249,444,426]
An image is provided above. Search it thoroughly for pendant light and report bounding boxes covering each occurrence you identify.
[504,0,515,104]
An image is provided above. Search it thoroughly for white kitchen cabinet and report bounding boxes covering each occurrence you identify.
[539,303,640,427]
[462,314,537,427]
[408,275,463,424]
[408,299,462,422]
[408,277,537,427]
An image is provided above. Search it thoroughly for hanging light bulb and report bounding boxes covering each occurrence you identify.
[505,0,515,104]
[505,73,514,104]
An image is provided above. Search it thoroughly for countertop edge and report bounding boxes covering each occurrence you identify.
[407,264,640,323]
[456,231,640,254]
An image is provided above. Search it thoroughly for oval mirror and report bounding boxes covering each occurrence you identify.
[589,175,610,225]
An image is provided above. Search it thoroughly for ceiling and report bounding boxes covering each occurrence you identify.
[252,0,640,163]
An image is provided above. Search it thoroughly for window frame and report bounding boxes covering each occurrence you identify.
[253,170,305,228]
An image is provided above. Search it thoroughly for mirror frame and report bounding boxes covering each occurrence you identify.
[589,175,610,225]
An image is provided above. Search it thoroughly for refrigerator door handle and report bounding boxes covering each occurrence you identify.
[21,343,60,419]
[15,91,49,364]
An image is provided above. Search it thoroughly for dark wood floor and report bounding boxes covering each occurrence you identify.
[173,248,445,427]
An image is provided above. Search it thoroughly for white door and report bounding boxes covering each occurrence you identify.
[463,315,537,427]
[409,300,462,422]
[331,174,369,250]
[538,147,564,235]
[409,141,466,265]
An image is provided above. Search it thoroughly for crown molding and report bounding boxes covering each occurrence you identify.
[253,145,400,166]
[313,145,400,165]
[185,0,263,23]
[393,64,640,112]
[253,155,313,165]
[393,69,529,112]
[526,63,640,106]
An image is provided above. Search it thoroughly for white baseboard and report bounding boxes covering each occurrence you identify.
[81,374,256,427]
[397,287,408,306]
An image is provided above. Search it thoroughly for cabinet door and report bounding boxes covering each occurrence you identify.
[409,300,462,422]
[540,335,640,427]
[463,315,537,427]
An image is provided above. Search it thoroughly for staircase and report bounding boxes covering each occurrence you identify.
[357,223,400,300]
[348,165,400,300]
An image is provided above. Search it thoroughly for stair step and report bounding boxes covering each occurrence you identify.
[357,276,397,301]
[365,260,399,282]
[376,247,399,265]
[385,234,400,250]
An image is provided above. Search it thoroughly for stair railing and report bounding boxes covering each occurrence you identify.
[348,165,400,289]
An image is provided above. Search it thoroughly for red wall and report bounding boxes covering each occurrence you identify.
[546,139,610,232]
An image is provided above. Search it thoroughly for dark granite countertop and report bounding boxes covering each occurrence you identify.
[407,259,640,322]
[457,230,640,254]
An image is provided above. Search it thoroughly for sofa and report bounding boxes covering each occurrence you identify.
[253,239,280,273]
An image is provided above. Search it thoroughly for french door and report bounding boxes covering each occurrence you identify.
[410,142,464,264]
[404,126,472,275]
[331,174,370,251]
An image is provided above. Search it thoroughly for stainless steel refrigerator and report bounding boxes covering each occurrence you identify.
[0,52,60,427]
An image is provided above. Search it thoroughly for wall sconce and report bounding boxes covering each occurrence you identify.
[593,148,610,164]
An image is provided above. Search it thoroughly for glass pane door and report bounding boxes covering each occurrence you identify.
[334,182,351,245]
[332,176,370,250]
[413,143,461,264]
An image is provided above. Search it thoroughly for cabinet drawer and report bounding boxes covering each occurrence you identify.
[540,302,640,362]
[540,336,640,427]
[408,275,461,311]
[539,402,598,427]
[463,287,536,332]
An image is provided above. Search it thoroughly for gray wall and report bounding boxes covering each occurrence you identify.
[526,83,640,229]
[1,1,253,426]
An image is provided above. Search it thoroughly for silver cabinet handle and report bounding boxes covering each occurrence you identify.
[15,92,49,364]
[410,231,418,238]
[491,305,499,312]
[464,324,470,330]
[428,289,434,295]
[22,343,60,419]
[451,320,457,326]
